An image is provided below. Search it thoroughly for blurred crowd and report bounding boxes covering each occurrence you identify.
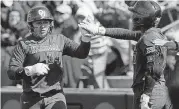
[1,0,179,89]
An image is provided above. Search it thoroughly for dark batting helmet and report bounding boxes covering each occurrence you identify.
[27,6,53,23]
[128,1,162,18]
[27,6,54,34]
[128,1,162,30]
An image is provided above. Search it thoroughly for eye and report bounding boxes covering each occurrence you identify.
[43,21,49,24]
[35,21,42,25]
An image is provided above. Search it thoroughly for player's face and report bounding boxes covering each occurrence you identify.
[32,20,51,39]
[132,14,144,31]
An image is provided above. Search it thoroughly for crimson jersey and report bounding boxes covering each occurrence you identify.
[8,34,90,93]
[132,28,167,94]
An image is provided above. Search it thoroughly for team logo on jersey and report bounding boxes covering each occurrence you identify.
[28,45,61,54]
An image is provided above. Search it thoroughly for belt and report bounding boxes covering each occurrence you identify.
[25,90,62,97]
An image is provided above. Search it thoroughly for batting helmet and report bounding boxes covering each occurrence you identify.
[129,1,162,30]
[27,6,53,23]
[128,1,162,18]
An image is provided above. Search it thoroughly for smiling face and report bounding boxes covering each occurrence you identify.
[31,19,51,39]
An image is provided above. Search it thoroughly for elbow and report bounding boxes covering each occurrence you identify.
[7,70,16,80]
[7,69,22,80]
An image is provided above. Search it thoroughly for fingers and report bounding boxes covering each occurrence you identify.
[36,63,49,76]
[43,64,50,70]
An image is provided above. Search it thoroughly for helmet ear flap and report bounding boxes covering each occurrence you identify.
[51,20,54,28]
[27,22,34,33]
[48,20,54,33]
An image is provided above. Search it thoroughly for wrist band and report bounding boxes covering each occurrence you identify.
[98,27,106,35]
[174,41,179,50]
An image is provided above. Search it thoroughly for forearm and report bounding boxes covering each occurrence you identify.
[143,74,156,96]
[74,41,90,58]
[104,28,141,41]
[7,42,26,80]
[63,36,90,58]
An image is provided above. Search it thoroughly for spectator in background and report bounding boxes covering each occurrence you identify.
[20,1,44,19]
[53,4,78,40]
[62,6,111,88]
[1,2,28,87]
[7,7,29,39]
[75,7,110,88]
[1,28,17,87]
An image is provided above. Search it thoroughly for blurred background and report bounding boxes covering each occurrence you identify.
[1,0,179,109]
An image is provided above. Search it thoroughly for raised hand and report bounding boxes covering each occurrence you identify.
[78,16,99,35]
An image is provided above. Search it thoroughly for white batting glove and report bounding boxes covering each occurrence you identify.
[78,16,105,35]
[140,94,151,109]
[24,63,50,76]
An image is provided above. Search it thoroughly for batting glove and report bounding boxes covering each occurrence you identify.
[140,94,151,109]
[24,63,49,76]
[78,16,106,35]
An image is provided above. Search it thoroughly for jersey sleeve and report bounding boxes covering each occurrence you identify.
[63,35,90,58]
[105,28,142,41]
[7,41,26,80]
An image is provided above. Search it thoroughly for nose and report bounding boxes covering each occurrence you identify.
[40,24,45,28]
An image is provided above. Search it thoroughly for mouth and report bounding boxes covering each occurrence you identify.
[41,30,47,35]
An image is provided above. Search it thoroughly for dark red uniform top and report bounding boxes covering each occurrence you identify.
[104,27,167,95]
[7,34,90,94]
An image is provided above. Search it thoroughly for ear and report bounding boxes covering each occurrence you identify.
[51,21,54,27]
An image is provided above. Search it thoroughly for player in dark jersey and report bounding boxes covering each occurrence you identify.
[79,1,172,109]
[7,6,91,109]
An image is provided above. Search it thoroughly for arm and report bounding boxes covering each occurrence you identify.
[63,35,91,59]
[7,42,26,80]
[78,17,142,41]
[140,35,166,96]
[104,28,142,41]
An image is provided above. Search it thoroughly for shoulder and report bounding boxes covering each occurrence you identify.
[142,28,164,45]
